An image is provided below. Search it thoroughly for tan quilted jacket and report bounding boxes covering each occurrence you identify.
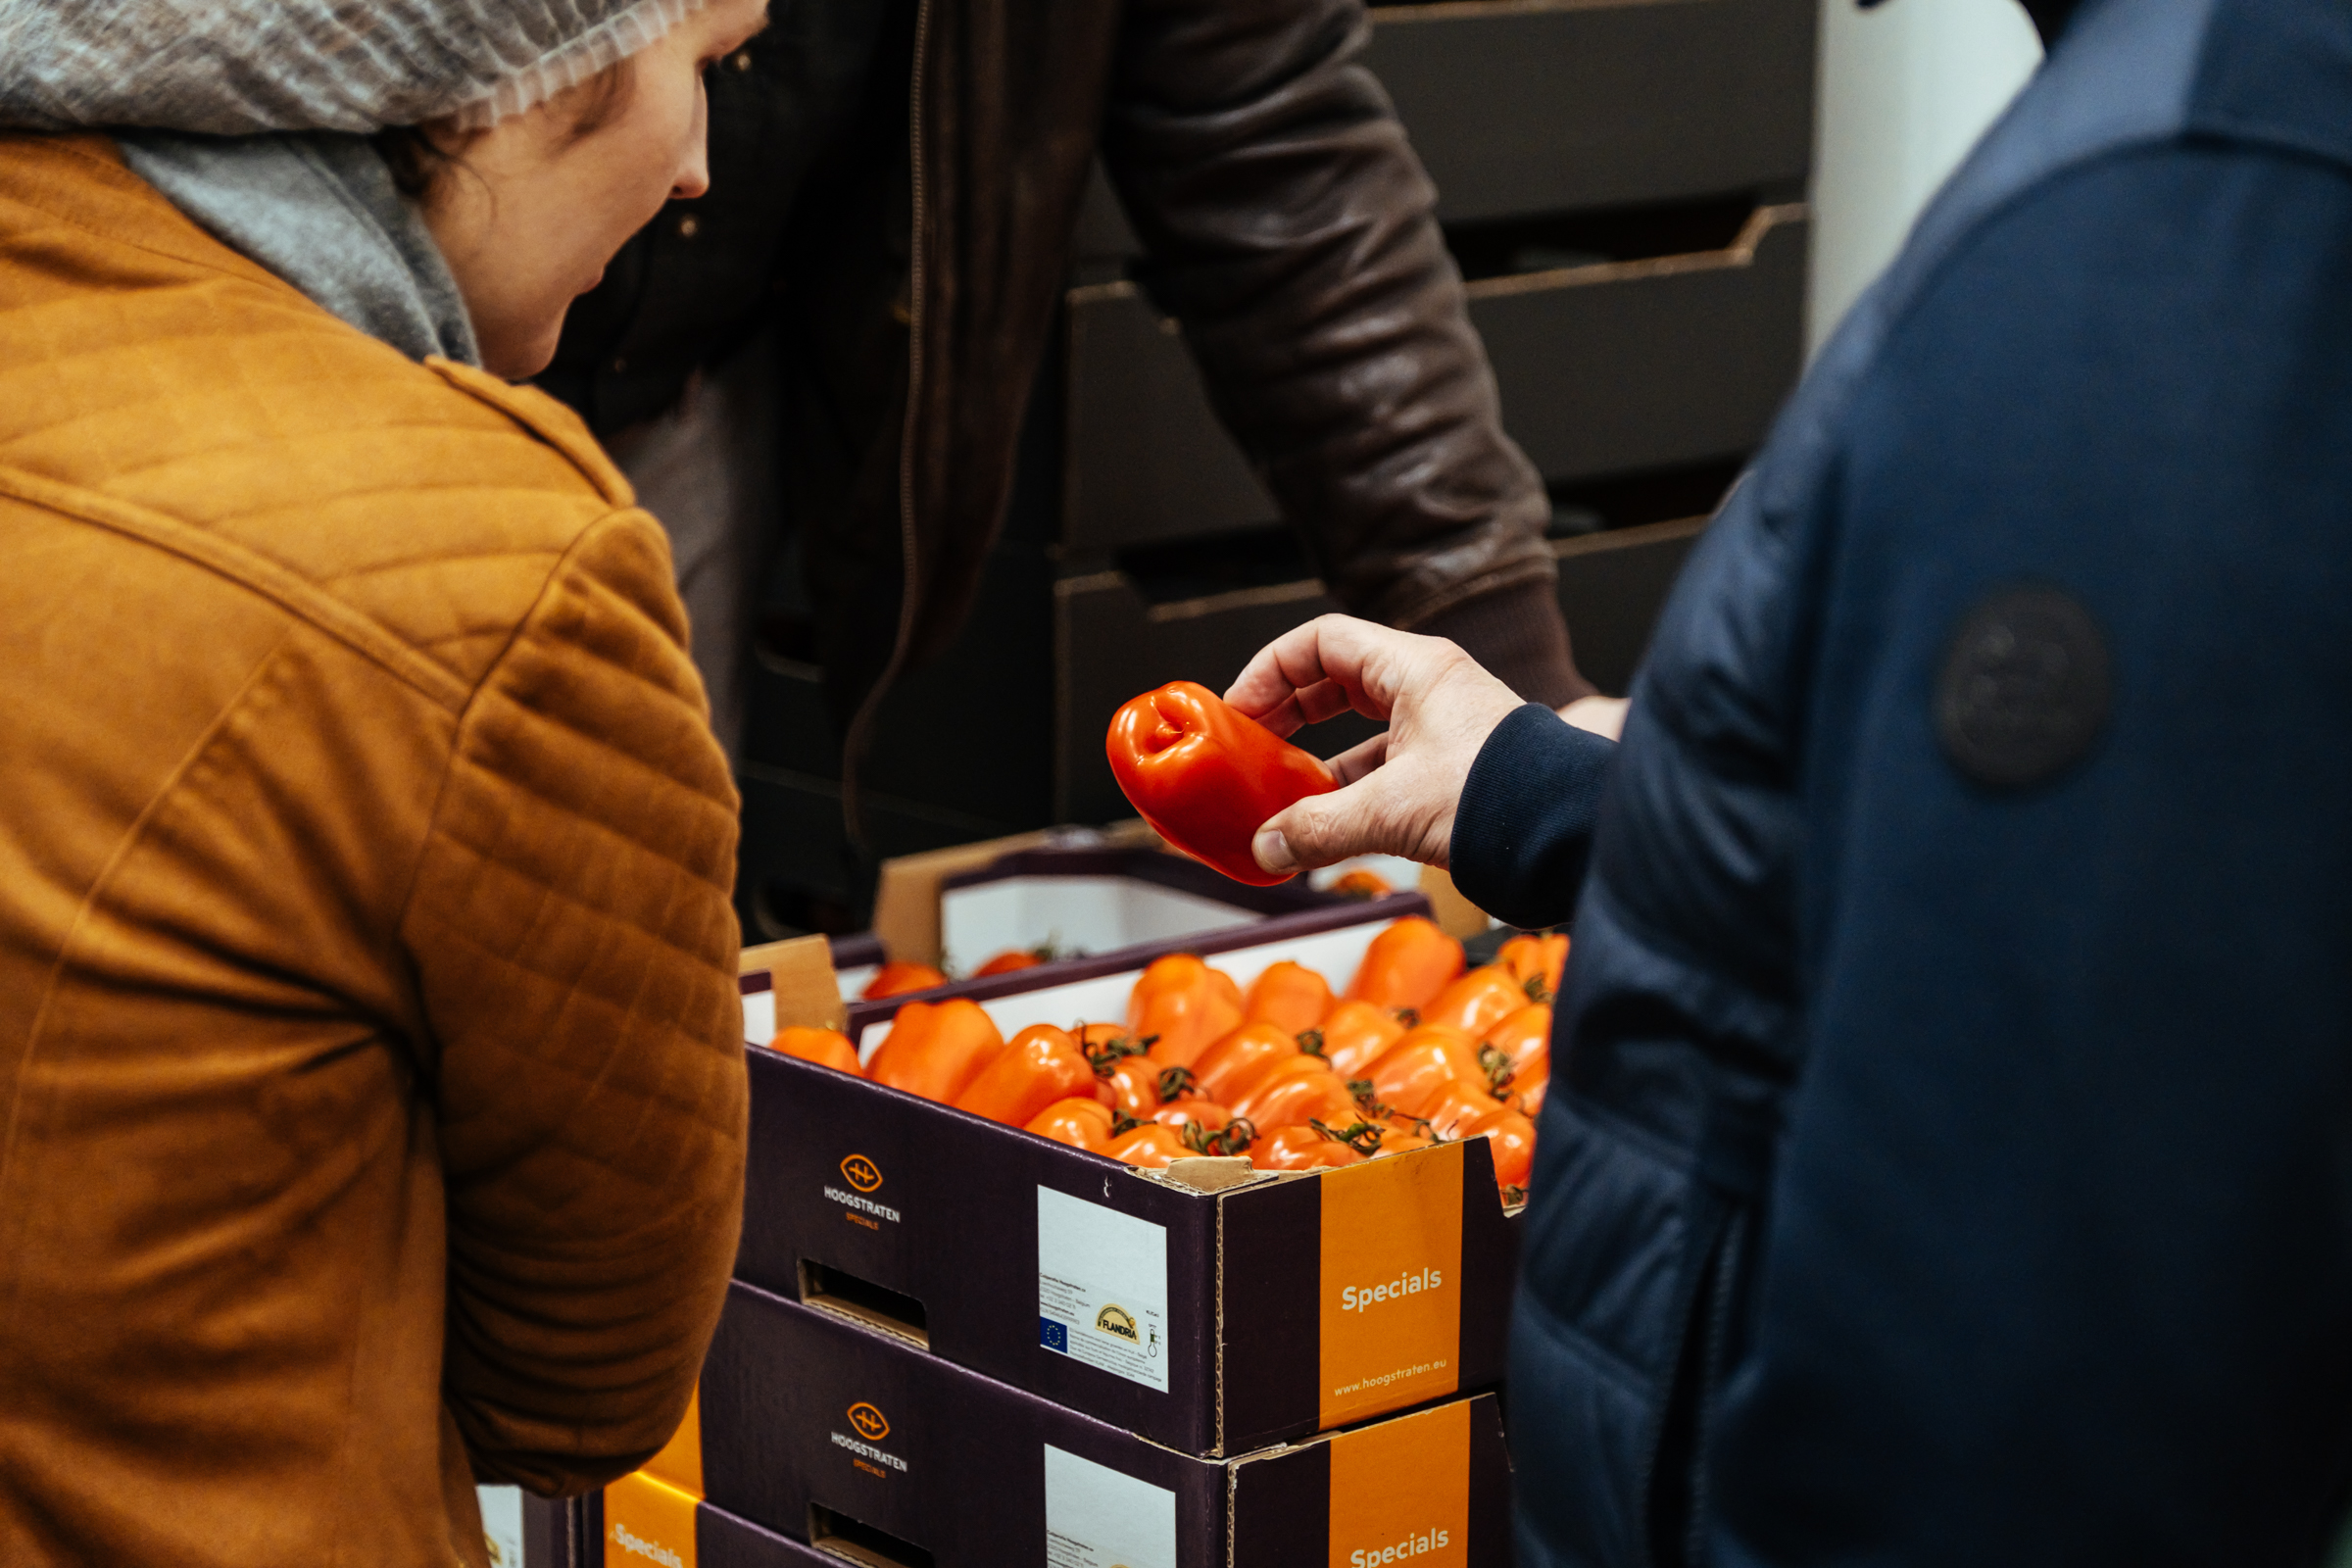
[0,136,749,1566]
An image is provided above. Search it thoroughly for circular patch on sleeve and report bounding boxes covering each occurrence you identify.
[1934,584,2112,787]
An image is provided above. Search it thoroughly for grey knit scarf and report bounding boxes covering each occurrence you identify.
[0,0,715,363]
[120,132,480,366]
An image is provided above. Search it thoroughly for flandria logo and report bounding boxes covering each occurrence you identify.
[841,1153,883,1193]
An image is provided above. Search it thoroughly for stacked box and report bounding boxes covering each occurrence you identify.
[569,905,1530,1567]
[590,1285,1512,1568]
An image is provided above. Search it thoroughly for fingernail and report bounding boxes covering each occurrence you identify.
[1253,828,1297,873]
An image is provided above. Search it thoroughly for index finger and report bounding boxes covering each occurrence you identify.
[1224,614,1413,738]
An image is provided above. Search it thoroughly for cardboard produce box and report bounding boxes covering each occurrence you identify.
[605,1282,1512,1568]
[593,1473,836,1568]
[736,911,1522,1458]
[741,842,1433,1032]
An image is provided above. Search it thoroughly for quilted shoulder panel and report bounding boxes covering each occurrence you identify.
[0,133,644,695]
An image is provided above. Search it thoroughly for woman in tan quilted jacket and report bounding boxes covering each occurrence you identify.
[0,3,769,1563]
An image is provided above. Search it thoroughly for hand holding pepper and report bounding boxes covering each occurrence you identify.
[1221,614,1537,876]
[1105,680,1339,886]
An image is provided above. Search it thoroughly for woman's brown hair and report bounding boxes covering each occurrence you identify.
[373,54,637,199]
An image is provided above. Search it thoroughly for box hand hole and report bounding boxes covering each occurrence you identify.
[808,1503,935,1568]
[799,1259,931,1349]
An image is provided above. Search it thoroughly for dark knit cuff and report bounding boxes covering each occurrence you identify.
[1449,703,1617,930]
[1415,580,1595,709]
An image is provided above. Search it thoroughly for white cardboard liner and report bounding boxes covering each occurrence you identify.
[851,915,1396,1061]
[939,875,1260,977]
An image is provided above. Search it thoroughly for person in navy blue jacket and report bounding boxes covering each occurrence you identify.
[1227,0,2352,1560]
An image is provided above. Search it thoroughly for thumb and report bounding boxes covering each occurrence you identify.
[1252,776,1408,876]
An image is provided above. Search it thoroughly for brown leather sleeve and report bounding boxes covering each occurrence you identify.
[399,510,748,1494]
[1099,0,1592,705]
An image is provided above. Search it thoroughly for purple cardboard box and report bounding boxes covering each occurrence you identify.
[619,1281,1513,1568]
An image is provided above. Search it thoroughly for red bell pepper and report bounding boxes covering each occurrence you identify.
[1104,680,1339,886]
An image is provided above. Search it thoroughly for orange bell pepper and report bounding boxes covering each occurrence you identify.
[864,998,1005,1103]
[1360,1023,1488,1119]
[1481,1003,1550,1116]
[1105,680,1341,886]
[973,949,1047,978]
[1233,1064,1358,1132]
[1344,917,1464,1014]
[1330,867,1394,899]
[1152,1099,1235,1134]
[1463,1103,1537,1195]
[1421,965,1529,1038]
[1190,1022,1305,1106]
[1228,1050,1332,1115]
[1480,1003,1551,1071]
[1243,959,1335,1036]
[1309,998,1409,1079]
[1103,1055,1164,1117]
[1252,1123,1364,1170]
[1128,954,1245,1069]
[1375,1125,1439,1155]
[1418,1078,1505,1140]
[1077,1024,1153,1111]
[1108,1124,1195,1168]
[1027,1097,1116,1152]
[770,1025,861,1075]
[1208,966,1244,1011]
[1496,932,1569,1002]
[1148,1101,1255,1155]
[957,1024,1097,1127]
[1510,1063,1548,1118]
[862,958,949,1000]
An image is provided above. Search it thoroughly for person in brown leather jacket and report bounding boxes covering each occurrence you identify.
[542,0,1607,771]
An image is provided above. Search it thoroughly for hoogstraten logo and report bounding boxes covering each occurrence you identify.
[830,1399,908,1472]
[824,1185,902,1223]
[611,1522,685,1568]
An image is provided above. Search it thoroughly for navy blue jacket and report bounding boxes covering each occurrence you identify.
[1448,0,2352,1560]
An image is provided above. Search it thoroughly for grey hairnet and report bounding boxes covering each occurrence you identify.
[0,0,718,135]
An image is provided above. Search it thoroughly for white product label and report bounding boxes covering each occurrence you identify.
[1036,1186,1169,1393]
[742,989,776,1047]
[1043,1445,1177,1568]
[477,1485,523,1568]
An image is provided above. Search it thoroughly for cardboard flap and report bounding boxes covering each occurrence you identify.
[1415,864,1493,942]
[742,935,846,1032]
[1153,1155,1261,1194]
